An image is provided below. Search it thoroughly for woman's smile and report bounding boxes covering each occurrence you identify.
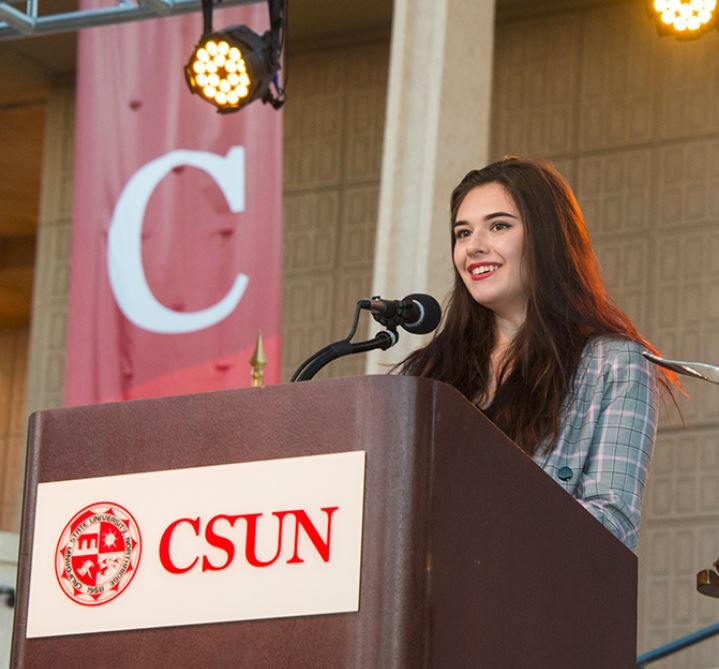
[468,262,501,280]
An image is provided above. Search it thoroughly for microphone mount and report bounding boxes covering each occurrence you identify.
[290,299,400,382]
[366,296,416,331]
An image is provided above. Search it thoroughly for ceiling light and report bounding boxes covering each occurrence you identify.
[185,0,286,113]
[649,0,718,38]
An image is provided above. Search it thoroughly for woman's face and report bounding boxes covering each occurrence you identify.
[452,182,528,321]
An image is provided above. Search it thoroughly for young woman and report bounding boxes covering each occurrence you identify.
[399,157,675,550]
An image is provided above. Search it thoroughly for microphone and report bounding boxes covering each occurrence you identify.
[367,293,441,335]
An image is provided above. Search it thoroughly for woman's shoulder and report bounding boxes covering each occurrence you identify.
[563,336,658,419]
[578,335,657,386]
[581,335,649,364]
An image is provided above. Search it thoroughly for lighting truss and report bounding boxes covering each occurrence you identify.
[0,0,252,41]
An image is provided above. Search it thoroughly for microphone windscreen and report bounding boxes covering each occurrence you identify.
[403,293,442,334]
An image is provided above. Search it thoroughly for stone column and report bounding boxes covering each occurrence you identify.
[19,84,74,525]
[367,0,495,373]
[25,83,74,417]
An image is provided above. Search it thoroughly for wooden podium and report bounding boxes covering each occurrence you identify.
[11,376,637,668]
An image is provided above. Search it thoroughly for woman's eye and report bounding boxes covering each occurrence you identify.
[491,222,511,231]
[454,229,470,239]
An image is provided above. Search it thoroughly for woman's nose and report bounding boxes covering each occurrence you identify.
[467,231,488,256]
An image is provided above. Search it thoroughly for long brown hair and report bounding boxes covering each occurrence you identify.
[399,157,674,454]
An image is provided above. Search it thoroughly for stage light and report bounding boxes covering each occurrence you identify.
[649,0,718,38]
[185,0,286,113]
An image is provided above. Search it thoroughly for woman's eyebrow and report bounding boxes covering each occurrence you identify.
[484,211,518,221]
[452,211,518,228]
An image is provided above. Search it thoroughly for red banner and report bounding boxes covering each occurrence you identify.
[66,3,281,406]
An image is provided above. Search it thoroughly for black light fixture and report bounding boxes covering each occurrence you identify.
[185,0,286,113]
[648,0,718,38]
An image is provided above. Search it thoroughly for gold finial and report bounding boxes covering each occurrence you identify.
[250,331,267,388]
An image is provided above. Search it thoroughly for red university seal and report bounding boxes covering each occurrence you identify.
[55,502,142,606]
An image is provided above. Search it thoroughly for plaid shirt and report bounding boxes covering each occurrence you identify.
[532,336,658,551]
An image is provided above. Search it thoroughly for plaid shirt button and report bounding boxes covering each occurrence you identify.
[558,466,573,481]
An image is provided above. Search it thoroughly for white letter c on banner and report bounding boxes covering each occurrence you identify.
[107,147,248,334]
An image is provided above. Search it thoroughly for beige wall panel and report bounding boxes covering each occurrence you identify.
[549,156,576,186]
[594,239,651,334]
[577,149,654,236]
[282,188,377,383]
[578,3,658,151]
[343,44,388,184]
[647,432,719,520]
[282,273,336,381]
[284,191,340,273]
[656,32,719,141]
[577,149,656,333]
[492,13,580,158]
[283,51,346,191]
[284,133,344,191]
[652,229,719,428]
[282,40,386,382]
[338,184,378,269]
[657,140,719,229]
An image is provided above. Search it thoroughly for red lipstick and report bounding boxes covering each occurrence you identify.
[467,262,500,281]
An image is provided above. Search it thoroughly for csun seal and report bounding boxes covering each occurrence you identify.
[54,501,142,606]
